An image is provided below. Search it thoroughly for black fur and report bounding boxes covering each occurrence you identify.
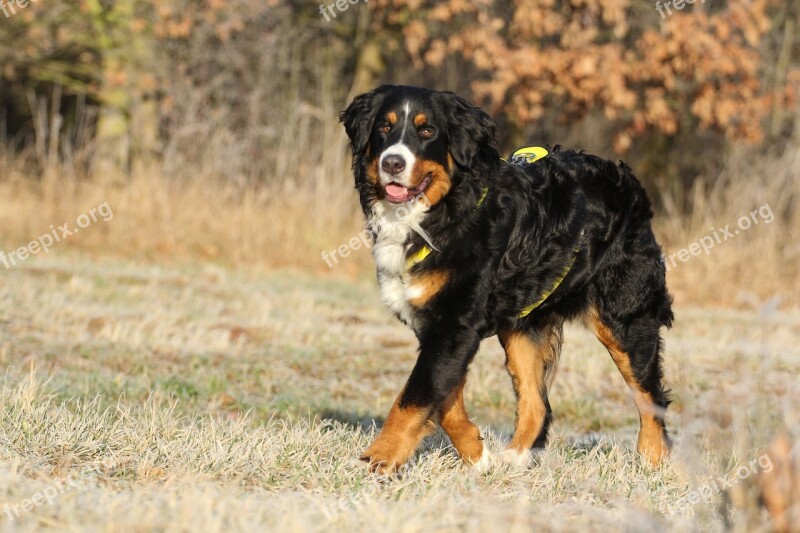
[340,85,674,460]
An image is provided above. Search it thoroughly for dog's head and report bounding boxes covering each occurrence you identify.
[340,85,499,209]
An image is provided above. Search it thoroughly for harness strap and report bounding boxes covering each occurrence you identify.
[405,245,432,270]
[404,145,579,318]
[517,249,578,318]
[404,186,488,270]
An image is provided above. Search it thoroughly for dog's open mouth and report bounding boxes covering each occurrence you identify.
[384,174,432,204]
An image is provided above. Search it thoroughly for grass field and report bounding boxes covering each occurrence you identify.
[1,255,798,531]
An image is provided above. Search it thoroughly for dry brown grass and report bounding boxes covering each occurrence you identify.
[1,133,798,309]
[659,142,800,308]
[0,166,369,276]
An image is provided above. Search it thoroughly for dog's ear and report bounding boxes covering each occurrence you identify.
[340,85,394,157]
[437,92,499,168]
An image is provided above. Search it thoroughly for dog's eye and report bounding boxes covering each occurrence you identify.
[380,124,392,134]
[419,127,434,139]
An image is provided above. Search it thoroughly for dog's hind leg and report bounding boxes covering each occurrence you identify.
[586,305,672,465]
[439,376,486,467]
[498,320,563,467]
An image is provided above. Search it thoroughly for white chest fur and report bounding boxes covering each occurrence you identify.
[368,200,430,331]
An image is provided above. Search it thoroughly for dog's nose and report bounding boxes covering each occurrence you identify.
[381,154,406,176]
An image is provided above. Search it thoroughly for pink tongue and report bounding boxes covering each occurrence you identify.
[385,183,408,198]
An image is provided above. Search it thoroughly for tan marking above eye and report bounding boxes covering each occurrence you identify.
[414,113,427,127]
[387,111,398,125]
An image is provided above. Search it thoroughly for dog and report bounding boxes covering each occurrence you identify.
[340,85,674,473]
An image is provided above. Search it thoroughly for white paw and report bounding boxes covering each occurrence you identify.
[470,449,494,471]
[499,448,531,468]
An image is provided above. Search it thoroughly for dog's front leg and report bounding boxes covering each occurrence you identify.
[361,324,482,474]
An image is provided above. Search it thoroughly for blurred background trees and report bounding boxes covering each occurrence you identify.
[2,0,797,189]
[0,0,798,302]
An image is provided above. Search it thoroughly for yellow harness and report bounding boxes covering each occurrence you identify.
[516,251,577,317]
[404,186,490,270]
[405,146,577,318]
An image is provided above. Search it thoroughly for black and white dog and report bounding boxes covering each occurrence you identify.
[340,85,673,473]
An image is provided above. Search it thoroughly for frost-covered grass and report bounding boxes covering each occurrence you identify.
[1,257,797,531]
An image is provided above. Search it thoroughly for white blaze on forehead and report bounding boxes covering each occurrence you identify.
[378,142,416,185]
[378,101,417,185]
[401,101,411,137]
